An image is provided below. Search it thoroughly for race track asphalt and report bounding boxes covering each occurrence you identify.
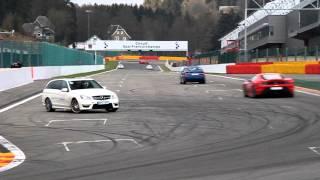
[0,62,320,180]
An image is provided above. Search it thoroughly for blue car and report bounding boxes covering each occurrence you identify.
[180,66,206,84]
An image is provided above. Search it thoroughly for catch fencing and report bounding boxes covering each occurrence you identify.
[192,47,320,65]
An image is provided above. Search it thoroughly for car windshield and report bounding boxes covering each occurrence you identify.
[262,74,283,80]
[68,80,103,90]
[186,67,203,73]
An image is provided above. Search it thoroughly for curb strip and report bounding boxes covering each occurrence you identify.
[0,136,25,172]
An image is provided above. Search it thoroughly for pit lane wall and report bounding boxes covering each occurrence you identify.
[226,62,320,74]
[0,68,33,91]
[165,61,320,74]
[0,65,104,91]
[165,61,235,73]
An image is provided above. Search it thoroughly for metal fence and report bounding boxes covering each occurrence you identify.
[0,41,104,68]
[191,50,238,65]
[192,47,320,65]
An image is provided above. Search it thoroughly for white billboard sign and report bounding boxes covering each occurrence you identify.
[85,40,188,52]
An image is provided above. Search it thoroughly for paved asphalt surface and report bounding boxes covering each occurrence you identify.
[1,62,320,180]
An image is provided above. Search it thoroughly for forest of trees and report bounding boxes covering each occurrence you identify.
[0,0,77,44]
[0,0,246,52]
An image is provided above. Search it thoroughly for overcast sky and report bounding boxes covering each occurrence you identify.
[70,0,144,6]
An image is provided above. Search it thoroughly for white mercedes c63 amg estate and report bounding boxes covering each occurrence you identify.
[42,78,119,113]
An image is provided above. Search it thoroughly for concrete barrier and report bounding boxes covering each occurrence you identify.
[33,65,105,80]
[199,63,235,74]
[0,65,105,91]
[0,68,33,91]
[165,61,234,74]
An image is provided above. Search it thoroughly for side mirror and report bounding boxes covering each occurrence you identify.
[61,88,69,92]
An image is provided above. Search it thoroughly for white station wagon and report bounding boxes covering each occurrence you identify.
[42,78,119,113]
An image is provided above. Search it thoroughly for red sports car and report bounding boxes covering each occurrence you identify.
[139,60,149,64]
[243,73,295,98]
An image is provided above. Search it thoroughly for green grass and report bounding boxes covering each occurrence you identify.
[58,61,118,79]
[295,79,320,90]
[105,61,118,71]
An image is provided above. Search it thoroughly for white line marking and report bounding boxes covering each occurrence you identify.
[116,90,121,92]
[211,84,226,87]
[87,68,118,77]
[119,81,124,84]
[218,97,224,100]
[61,142,70,152]
[45,119,108,127]
[0,136,26,172]
[158,65,164,72]
[207,74,245,81]
[309,147,320,155]
[119,84,123,87]
[58,139,141,152]
[206,89,242,93]
[0,93,41,114]
[296,90,320,97]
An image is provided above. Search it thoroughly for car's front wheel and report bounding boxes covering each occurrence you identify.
[180,78,186,84]
[45,98,55,112]
[71,99,81,113]
[106,108,118,112]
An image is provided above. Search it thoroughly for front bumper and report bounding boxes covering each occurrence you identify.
[184,76,205,82]
[78,99,119,110]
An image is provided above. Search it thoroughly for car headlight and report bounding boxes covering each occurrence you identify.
[80,95,92,100]
[111,94,118,100]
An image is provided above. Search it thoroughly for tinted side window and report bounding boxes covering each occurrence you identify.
[46,81,62,90]
[61,81,68,89]
[46,81,56,89]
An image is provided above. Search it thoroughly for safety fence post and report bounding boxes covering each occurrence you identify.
[317,46,319,61]
[0,42,3,68]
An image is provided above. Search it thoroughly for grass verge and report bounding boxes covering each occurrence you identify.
[295,79,320,90]
[60,61,118,78]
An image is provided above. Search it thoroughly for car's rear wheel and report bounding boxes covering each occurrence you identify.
[106,108,118,112]
[200,80,206,84]
[288,92,294,98]
[71,99,81,113]
[45,98,55,112]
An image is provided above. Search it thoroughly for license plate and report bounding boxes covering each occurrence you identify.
[270,87,283,90]
[191,73,199,76]
[98,101,110,105]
